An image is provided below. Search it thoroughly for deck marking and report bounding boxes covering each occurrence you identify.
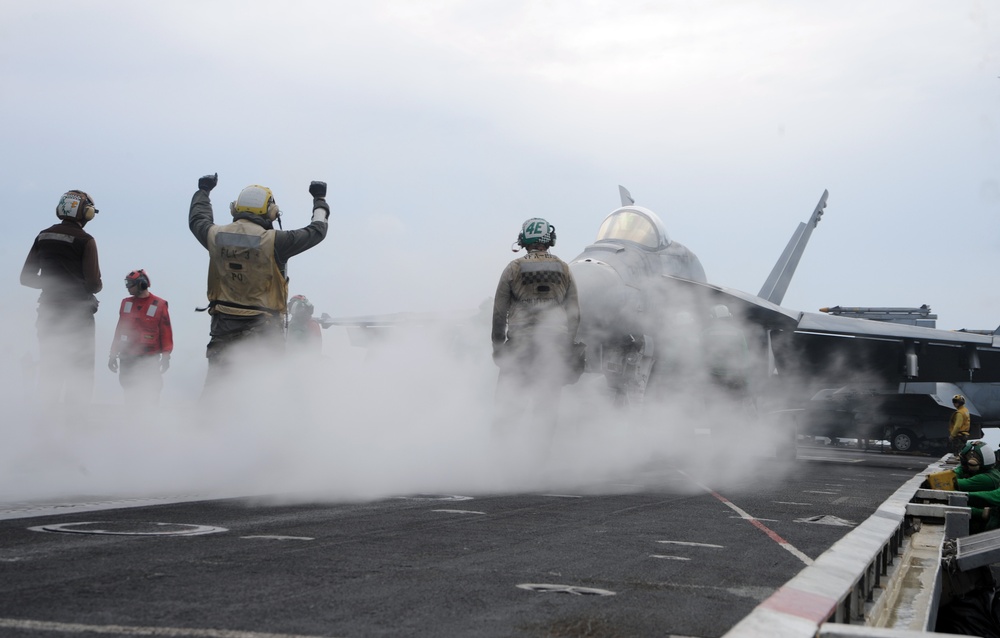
[794,455,863,463]
[774,501,811,506]
[679,470,813,566]
[803,490,838,495]
[432,509,486,515]
[650,555,691,561]
[730,516,778,522]
[656,540,724,548]
[241,535,314,541]
[0,617,335,637]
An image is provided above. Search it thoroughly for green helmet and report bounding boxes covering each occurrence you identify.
[518,218,555,247]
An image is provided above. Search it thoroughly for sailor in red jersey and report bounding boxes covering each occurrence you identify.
[108,269,173,403]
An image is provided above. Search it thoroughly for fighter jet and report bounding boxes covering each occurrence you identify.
[572,187,1000,448]
[568,186,828,406]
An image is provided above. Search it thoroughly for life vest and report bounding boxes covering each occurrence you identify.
[206,220,287,316]
[950,406,971,438]
[115,294,168,355]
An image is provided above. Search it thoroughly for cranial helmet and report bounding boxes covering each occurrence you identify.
[125,269,150,291]
[518,217,556,247]
[960,441,996,474]
[288,294,314,318]
[953,394,966,405]
[231,185,280,221]
[56,190,98,223]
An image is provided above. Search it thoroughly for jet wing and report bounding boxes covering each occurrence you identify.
[665,275,803,330]
[664,274,1000,383]
[795,312,998,347]
[322,303,491,348]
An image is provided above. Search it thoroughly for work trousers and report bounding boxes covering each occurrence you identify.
[118,354,163,404]
[492,337,572,438]
[36,302,96,405]
[202,313,284,399]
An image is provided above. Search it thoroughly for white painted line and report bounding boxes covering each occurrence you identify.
[432,509,486,515]
[29,522,227,537]
[241,535,314,541]
[0,617,334,637]
[803,491,838,495]
[679,470,814,566]
[795,456,863,463]
[831,497,849,505]
[393,494,473,501]
[650,555,691,561]
[0,494,241,522]
[730,516,778,522]
[656,540,725,549]
[774,501,812,506]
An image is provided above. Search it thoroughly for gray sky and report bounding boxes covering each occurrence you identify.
[2,0,998,399]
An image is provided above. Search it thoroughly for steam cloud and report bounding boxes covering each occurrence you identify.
[0,286,836,508]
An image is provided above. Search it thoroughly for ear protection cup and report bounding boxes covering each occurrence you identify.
[137,273,150,290]
[266,199,280,221]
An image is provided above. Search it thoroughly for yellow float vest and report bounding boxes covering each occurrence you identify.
[206,220,287,317]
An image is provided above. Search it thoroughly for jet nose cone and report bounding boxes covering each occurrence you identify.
[570,258,628,336]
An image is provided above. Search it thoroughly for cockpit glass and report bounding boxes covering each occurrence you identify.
[596,211,660,248]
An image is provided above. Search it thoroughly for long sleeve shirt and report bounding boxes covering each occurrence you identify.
[21,220,102,303]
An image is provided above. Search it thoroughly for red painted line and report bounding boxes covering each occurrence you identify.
[710,489,792,546]
[761,584,837,622]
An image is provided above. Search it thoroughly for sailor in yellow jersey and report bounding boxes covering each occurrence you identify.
[189,174,329,392]
[949,394,971,454]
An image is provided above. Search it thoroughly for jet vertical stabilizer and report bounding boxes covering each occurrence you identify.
[757,190,829,305]
[618,185,635,207]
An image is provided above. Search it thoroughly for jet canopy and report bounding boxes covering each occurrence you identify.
[595,207,671,249]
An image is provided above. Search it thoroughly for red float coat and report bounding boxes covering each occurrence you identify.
[110,293,173,357]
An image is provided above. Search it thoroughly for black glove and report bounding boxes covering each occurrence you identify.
[309,181,327,198]
[198,173,218,192]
